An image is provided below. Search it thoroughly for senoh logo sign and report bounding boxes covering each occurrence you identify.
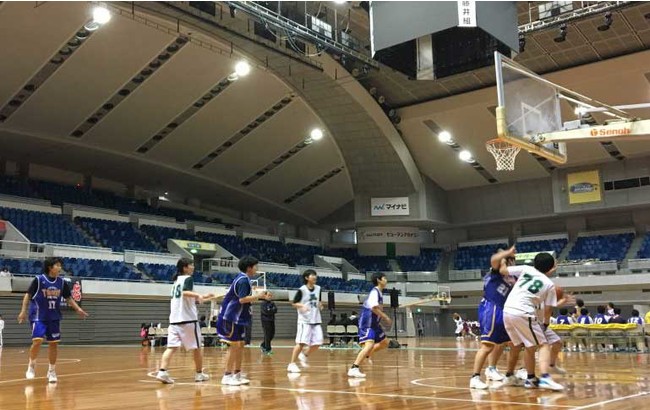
[590,127,631,137]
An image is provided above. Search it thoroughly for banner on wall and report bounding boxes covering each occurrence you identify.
[567,170,602,204]
[61,277,82,307]
[457,0,477,27]
[370,197,410,216]
[357,227,420,243]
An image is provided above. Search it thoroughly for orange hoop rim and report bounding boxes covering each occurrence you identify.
[486,138,521,171]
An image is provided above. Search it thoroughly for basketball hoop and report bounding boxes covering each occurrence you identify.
[486,138,521,171]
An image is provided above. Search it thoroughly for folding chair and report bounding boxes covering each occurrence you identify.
[626,324,647,352]
[346,325,359,344]
[335,325,346,346]
[326,325,338,346]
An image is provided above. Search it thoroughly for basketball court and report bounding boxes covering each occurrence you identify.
[1,340,649,409]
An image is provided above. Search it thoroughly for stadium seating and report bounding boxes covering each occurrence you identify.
[454,244,507,270]
[75,217,161,253]
[638,233,650,259]
[568,233,634,262]
[31,180,106,208]
[286,242,322,266]
[61,257,141,280]
[243,238,290,265]
[0,207,92,246]
[137,262,209,283]
[0,176,206,222]
[0,175,39,198]
[396,249,441,271]
[264,272,373,293]
[0,257,140,281]
[326,248,390,273]
[195,232,247,257]
[139,225,196,250]
[516,238,568,255]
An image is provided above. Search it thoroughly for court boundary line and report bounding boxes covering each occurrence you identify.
[0,359,81,368]
[0,365,186,385]
[572,391,650,410]
[137,379,577,408]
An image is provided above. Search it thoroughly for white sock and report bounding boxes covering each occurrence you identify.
[48,364,55,372]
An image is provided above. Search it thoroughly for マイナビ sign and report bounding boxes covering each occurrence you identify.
[371,197,410,216]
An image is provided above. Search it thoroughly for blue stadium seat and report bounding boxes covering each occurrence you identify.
[454,244,508,270]
[0,257,141,281]
[0,207,92,246]
[325,249,389,273]
[139,225,197,251]
[638,233,650,259]
[137,262,208,283]
[75,217,161,252]
[516,239,568,255]
[397,249,441,271]
[568,233,634,262]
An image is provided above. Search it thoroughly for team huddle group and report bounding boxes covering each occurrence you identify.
[18,249,580,392]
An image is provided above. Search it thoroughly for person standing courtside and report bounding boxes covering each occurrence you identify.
[260,292,277,355]
[18,257,88,383]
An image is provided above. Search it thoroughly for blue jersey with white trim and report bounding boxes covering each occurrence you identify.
[29,275,66,322]
[218,273,252,325]
[359,287,383,328]
[482,268,512,307]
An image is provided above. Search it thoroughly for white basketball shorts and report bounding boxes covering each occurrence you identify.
[167,322,202,350]
[295,323,323,346]
[503,312,548,348]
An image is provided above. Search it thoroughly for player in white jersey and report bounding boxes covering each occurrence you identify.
[502,252,564,391]
[156,258,214,384]
[288,269,323,373]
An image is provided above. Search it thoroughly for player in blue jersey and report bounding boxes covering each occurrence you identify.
[18,257,88,383]
[577,308,592,325]
[593,305,608,324]
[555,308,572,324]
[217,255,270,386]
[628,310,644,325]
[347,272,391,379]
[470,246,520,389]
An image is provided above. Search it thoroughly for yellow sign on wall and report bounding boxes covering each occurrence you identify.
[567,170,601,204]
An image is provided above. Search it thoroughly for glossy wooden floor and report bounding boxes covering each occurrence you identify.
[1,337,649,409]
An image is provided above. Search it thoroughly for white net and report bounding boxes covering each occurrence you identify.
[486,139,521,171]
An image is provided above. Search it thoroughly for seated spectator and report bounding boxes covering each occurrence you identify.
[606,302,615,321]
[199,315,207,328]
[609,308,626,324]
[628,310,645,325]
[594,305,609,324]
[0,267,10,277]
[349,311,359,326]
[577,308,592,325]
[556,308,573,325]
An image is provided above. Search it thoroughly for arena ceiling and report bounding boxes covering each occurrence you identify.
[0,1,356,225]
[0,2,649,225]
